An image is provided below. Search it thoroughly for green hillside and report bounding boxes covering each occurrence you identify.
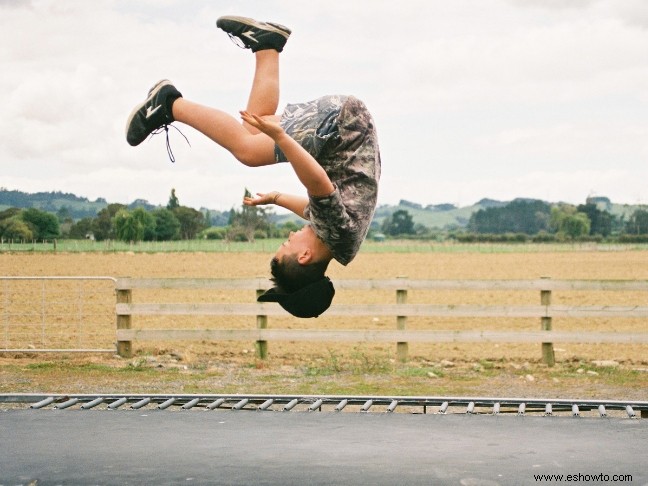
[1,189,642,230]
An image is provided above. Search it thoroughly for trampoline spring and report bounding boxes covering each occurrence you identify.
[181,398,201,410]
[387,400,398,413]
[360,400,373,412]
[466,402,475,414]
[438,402,449,414]
[544,403,553,416]
[206,398,226,410]
[54,398,80,410]
[158,398,177,410]
[572,404,580,417]
[233,399,249,410]
[131,398,151,410]
[626,405,636,418]
[258,399,274,411]
[308,399,323,412]
[107,398,128,410]
[598,405,607,417]
[335,399,348,412]
[283,399,299,412]
[81,397,105,410]
[517,403,526,416]
[493,403,500,415]
[30,397,55,409]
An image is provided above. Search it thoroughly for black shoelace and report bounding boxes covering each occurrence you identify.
[150,124,190,163]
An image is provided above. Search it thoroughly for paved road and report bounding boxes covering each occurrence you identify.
[1,410,646,485]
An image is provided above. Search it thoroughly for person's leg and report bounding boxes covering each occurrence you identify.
[171,98,275,167]
[243,49,281,134]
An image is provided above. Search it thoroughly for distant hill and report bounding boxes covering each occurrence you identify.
[0,188,230,225]
[0,189,107,220]
[1,188,642,229]
[372,197,642,230]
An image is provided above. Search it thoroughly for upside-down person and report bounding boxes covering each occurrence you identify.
[125,16,381,317]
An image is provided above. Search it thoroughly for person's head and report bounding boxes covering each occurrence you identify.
[271,225,332,291]
[257,225,335,318]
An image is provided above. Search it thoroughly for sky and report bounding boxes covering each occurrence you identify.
[1,0,647,212]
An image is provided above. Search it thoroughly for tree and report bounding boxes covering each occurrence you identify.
[68,217,94,240]
[228,188,271,242]
[468,200,551,234]
[167,188,180,210]
[113,209,144,242]
[21,208,60,239]
[153,208,180,240]
[381,209,415,236]
[92,203,125,241]
[131,208,156,241]
[550,205,591,240]
[174,206,206,239]
[0,217,33,240]
[577,203,613,237]
[625,209,648,235]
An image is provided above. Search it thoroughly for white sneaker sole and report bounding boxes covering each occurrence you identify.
[217,15,291,38]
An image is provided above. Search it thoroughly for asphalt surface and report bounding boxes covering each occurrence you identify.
[1,410,646,485]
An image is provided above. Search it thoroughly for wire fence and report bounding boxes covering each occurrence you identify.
[0,277,116,353]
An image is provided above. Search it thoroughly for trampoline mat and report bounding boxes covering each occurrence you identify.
[1,409,646,485]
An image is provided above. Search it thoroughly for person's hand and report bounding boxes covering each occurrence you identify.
[240,111,285,141]
[243,191,280,207]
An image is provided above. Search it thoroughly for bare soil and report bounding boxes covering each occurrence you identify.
[1,250,647,401]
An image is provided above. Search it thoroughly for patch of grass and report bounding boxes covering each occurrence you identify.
[302,347,395,377]
[25,362,57,370]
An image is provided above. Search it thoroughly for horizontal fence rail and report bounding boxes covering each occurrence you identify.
[115,329,648,344]
[113,277,648,364]
[115,303,648,319]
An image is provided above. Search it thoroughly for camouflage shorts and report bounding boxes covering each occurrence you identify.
[275,95,380,179]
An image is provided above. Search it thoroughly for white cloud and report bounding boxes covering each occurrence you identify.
[0,0,647,209]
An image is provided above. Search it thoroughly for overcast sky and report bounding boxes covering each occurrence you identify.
[1,0,647,211]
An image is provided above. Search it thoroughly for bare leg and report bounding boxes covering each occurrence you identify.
[243,49,281,134]
[171,98,276,167]
[168,49,281,167]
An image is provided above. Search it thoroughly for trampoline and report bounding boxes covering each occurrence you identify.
[1,394,647,485]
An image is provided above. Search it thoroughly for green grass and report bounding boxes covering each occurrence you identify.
[3,238,648,254]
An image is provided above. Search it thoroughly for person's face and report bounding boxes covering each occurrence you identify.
[274,225,314,263]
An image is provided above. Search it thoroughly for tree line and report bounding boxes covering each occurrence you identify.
[379,199,648,242]
[0,189,298,243]
[4,191,648,244]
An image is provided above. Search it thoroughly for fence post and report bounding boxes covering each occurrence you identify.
[540,276,555,367]
[396,276,408,362]
[116,281,133,358]
[256,288,268,360]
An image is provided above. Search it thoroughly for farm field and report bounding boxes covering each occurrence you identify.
[1,248,648,401]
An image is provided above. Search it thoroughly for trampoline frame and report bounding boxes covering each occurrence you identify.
[2,393,647,417]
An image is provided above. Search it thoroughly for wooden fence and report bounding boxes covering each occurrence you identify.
[114,277,648,365]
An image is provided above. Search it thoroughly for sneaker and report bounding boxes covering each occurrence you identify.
[125,80,182,147]
[216,15,291,52]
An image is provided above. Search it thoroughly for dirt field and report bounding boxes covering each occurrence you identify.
[1,249,648,401]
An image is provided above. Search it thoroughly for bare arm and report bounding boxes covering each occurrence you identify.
[240,111,335,197]
[244,191,309,219]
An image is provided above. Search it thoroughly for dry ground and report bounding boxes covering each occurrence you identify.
[1,250,648,401]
